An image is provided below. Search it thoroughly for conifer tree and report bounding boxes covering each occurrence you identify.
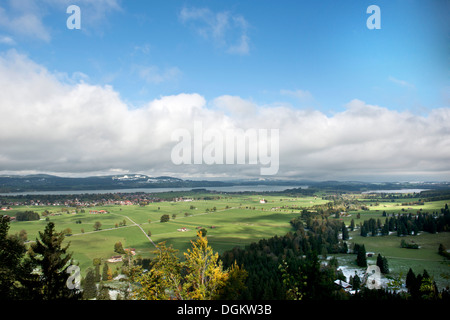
[342,222,349,241]
[352,271,361,291]
[0,216,34,299]
[406,268,417,296]
[102,262,112,281]
[97,282,111,300]
[356,244,367,268]
[83,268,97,300]
[350,219,355,231]
[376,254,389,274]
[360,224,368,237]
[28,222,80,300]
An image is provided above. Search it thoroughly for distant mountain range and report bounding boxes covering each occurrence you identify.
[0,174,230,193]
[0,174,449,194]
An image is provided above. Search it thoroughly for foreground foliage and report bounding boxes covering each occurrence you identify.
[130,231,247,300]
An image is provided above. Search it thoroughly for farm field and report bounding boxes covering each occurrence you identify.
[6,193,326,275]
[5,191,450,290]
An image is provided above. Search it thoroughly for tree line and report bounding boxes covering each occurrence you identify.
[220,216,349,300]
[14,210,40,221]
[360,205,450,237]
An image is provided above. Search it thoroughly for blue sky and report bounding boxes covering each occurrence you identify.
[0,0,449,180]
[2,0,447,111]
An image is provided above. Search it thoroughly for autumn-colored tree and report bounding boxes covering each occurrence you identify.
[131,232,240,300]
[102,262,113,281]
[218,261,248,299]
[183,232,228,300]
[131,242,183,300]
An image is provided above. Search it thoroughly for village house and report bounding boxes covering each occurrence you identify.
[107,255,123,263]
[89,210,109,214]
[2,215,15,221]
[334,279,353,293]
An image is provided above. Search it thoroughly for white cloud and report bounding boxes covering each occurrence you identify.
[0,5,51,42]
[136,65,182,84]
[280,89,315,102]
[179,6,250,55]
[388,76,415,89]
[0,0,122,42]
[0,35,15,45]
[0,50,449,181]
[227,34,250,55]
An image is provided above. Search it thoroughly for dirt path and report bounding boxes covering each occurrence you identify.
[111,213,158,248]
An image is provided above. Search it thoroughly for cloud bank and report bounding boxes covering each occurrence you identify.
[1,50,449,181]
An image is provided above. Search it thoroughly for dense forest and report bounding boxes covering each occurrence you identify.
[360,204,450,237]
[220,216,349,300]
[220,204,450,300]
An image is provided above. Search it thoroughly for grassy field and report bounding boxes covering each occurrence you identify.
[336,198,450,289]
[5,192,450,289]
[6,193,326,275]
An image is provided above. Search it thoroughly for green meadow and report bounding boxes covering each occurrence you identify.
[6,194,327,275]
[336,198,450,289]
[5,192,450,288]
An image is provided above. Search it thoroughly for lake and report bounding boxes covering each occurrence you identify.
[362,189,429,194]
[0,185,308,196]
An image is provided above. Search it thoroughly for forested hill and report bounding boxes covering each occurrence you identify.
[0,174,232,193]
[0,174,448,193]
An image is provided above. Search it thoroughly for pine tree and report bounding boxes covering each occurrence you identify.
[83,268,97,300]
[94,264,101,282]
[381,222,389,236]
[350,219,355,231]
[406,268,416,291]
[382,257,389,274]
[0,216,34,299]
[102,262,112,281]
[356,244,367,268]
[28,222,80,300]
[97,282,111,300]
[376,254,389,274]
[360,224,368,237]
[342,222,349,241]
[352,271,361,291]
